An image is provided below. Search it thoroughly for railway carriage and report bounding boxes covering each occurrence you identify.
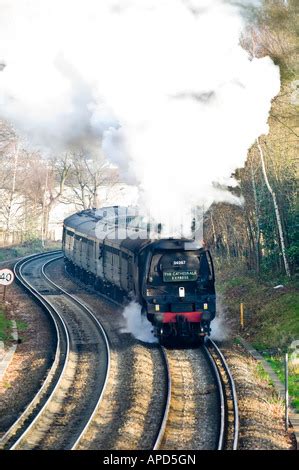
[63,207,216,343]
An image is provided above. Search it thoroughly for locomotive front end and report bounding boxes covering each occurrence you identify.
[142,239,216,343]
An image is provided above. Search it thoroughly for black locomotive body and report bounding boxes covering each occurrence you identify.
[62,207,216,343]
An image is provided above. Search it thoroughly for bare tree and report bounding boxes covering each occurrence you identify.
[64,152,119,209]
[257,137,291,276]
[250,159,261,273]
[0,124,24,242]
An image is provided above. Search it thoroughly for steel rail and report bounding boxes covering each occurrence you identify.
[152,346,172,450]
[4,250,111,450]
[7,252,70,450]
[205,338,239,450]
[64,259,238,450]
[64,263,172,450]
[203,342,226,450]
[41,256,111,450]
[0,251,68,448]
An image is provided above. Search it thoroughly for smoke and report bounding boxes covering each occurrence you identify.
[0,0,280,230]
[210,316,229,342]
[121,301,158,343]
[210,296,232,341]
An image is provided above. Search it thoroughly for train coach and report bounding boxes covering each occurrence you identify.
[62,206,216,343]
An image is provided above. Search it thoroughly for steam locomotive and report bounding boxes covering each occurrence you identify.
[62,206,216,343]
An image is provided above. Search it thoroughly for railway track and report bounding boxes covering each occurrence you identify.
[157,343,239,450]
[204,338,239,450]
[1,252,238,450]
[63,258,238,450]
[0,251,110,450]
[60,258,172,450]
[152,347,171,449]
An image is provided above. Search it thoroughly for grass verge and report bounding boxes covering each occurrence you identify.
[216,262,299,411]
[263,354,298,411]
[0,239,61,263]
[0,308,12,342]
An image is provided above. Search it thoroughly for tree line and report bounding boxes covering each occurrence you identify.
[0,128,119,244]
[204,0,298,276]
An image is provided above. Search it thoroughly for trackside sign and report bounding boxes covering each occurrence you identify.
[0,268,15,286]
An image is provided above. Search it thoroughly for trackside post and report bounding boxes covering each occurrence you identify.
[240,303,244,330]
[0,268,15,301]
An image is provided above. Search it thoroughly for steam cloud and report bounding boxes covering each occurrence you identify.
[121,301,158,343]
[0,0,280,230]
[210,298,230,342]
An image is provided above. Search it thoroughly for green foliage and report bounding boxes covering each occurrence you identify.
[262,354,299,411]
[0,309,12,342]
[217,264,299,351]
[218,260,298,408]
[16,320,28,332]
[286,244,299,267]
[255,362,273,386]
[252,294,299,350]
[0,240,61,262]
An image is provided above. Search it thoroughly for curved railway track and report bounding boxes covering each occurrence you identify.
[62,265,172,450]
[157,343,239,450]
[0,251,68,449]
[64,258,172,450]
[204,338,239,450]
[0,251,110,450]
[1,251,238,451]
[64,258,238,450]
[152,347,171,450]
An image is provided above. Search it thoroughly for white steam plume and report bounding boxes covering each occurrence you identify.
[121,301,158,343]
[0,0,280,230]
[210,307,229,342]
